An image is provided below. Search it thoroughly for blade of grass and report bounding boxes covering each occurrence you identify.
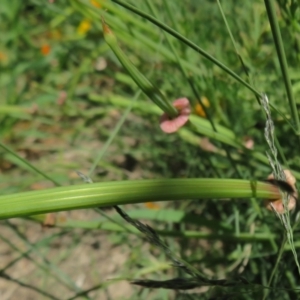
[0,178,282,219]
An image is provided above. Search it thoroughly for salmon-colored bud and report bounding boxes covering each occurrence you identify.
[265,169,297,214]
[243,136,254,150]
[41,44,51,56]
[144,202,160,210]
[160,98,191,133]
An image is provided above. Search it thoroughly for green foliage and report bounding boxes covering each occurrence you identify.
[1,0,300,299]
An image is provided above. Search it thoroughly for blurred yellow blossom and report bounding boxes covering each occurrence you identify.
[144,202,161,210]
[90,0,101,7]
[77,19,92,35]
[194,96,210,117]
[0,51,8,63]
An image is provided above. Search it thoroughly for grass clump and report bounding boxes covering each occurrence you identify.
[1,0,300,299]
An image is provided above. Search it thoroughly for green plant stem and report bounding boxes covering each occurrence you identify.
[0,179,280,220]
[264,0,300,135]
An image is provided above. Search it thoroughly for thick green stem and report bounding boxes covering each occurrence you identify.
[0,179,280,220]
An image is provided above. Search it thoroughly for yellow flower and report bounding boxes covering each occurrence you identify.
[144,202,161,210]
[77,19,92,35]
[0,51,8,63]
[194,96,210,117]
[90,0,101,8]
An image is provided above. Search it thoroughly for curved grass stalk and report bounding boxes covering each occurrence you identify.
[0,179,280,220]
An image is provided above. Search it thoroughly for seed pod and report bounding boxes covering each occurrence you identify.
[265,169,297,214]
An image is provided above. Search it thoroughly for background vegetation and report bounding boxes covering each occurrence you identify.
[1,0,300,299]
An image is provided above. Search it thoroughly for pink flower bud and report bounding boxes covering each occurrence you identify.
[160,98,191,133]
